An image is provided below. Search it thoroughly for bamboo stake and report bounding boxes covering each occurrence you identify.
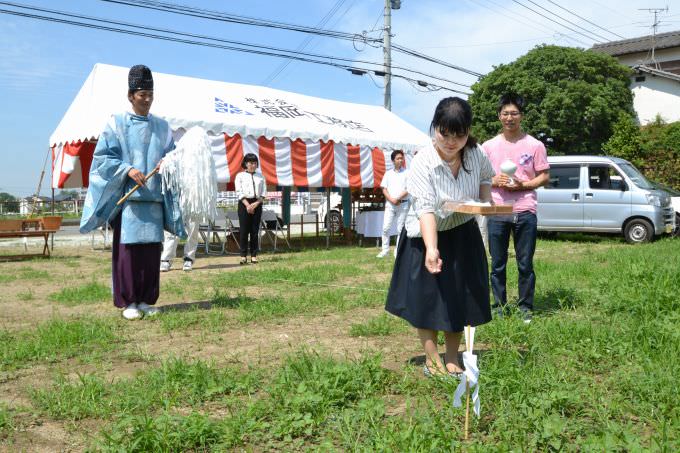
[116,168,158,206]
[464,325,471,441]
[30,147,51,218]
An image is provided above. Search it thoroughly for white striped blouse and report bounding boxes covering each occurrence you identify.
[405,143,494,237]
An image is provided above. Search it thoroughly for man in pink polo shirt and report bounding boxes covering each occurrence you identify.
[482,94,550,323]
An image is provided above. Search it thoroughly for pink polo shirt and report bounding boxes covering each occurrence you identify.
[482,133,550,214]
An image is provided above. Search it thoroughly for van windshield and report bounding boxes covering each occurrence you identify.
[618,163,654,189]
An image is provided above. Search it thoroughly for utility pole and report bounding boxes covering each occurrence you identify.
[383,0,392,111]
[383,0,400,111]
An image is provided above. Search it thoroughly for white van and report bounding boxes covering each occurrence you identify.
[537,156,676,243]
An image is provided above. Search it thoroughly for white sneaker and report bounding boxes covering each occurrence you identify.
[122,303,142,320]
[182,259,193,272]
[137,302,159,316]
[376,250,389,258]
[160,260,171,272]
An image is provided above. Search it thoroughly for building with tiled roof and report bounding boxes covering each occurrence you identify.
[592,30,680,124]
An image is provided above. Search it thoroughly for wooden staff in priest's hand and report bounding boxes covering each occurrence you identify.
[115,126,218,225]
[116,167,159,206]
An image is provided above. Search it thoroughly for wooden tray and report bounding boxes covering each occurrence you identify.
[443,202,513,215]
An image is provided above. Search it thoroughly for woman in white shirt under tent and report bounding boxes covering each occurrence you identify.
[235,153,266,264]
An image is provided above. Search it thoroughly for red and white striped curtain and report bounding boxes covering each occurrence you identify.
[52,133,404,189]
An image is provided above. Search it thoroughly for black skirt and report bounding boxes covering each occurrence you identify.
[385,219,491,332]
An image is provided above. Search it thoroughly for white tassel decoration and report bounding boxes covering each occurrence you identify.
[160,126,218,224]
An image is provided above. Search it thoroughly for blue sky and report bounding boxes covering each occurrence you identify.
[0,0,673,197]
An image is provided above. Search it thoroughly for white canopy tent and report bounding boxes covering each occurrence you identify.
[51,63,431,190]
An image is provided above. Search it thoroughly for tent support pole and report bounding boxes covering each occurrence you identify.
[51,187,55,250]
[282,186,291,249]
[341,188,352,244]
[326,188,331,249]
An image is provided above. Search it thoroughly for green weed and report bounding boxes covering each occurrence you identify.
[349,313,407,337]
[48,282,111,306]
[31,358,258,420]
[152,295,240,334]
[17,266,51,280]
[16,289,34,301]
[260,351,393,440]
[0,318,118,369]
[0,274,14,285]
[0,404,14,439]
[94,412,225,452]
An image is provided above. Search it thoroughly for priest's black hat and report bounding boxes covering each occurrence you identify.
[128,65,154,91]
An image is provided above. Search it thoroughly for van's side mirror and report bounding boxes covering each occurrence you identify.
[620,182,628,191]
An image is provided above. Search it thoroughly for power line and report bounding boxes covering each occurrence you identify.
[545,0,625,40]
[391,44,484,77]
[417,36,553,49]
[588,0,636,23]
[0,3,471,94]
[262,0,349,86]
[99,0,484,78]
[99,0,381,44]
[522,0,611,42]
[511,0,607,43]
[0,1,470,87]
[467,0,590,47]
[0,2,372,67]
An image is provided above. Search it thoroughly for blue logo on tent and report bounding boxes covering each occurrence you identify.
[214,97,254,115]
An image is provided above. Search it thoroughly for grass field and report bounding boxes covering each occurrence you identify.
[0,234,678,451]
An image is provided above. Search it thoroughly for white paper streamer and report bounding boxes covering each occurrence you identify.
[453,326,481,417]
[160,126,218,224]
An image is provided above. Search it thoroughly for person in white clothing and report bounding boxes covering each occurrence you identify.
[235,153,266,264]
[160,218,200,272]
[377,150,410,258]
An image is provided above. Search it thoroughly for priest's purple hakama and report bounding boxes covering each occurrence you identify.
[110,213,163,308]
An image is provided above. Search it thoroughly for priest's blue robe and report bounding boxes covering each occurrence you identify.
[80,112,184,308]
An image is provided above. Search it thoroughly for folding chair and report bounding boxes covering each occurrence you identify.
[224,210,242,254]
[199,207,228,255]
[260,209,291,251]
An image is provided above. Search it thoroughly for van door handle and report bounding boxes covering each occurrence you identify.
[585,193,594,198]
[572,193,580,201]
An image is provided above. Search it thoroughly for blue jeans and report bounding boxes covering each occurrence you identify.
[487,211,538,311]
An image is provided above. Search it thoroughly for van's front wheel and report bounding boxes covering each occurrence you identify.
[624,219,653,244]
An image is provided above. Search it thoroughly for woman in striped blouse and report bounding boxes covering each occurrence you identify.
[385,97,494,377]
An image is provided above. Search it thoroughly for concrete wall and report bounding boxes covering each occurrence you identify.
[631,76,680,124]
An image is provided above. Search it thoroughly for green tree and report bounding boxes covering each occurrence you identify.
[58,189,80,199]
[603,113,642,165]
[638,119,680,190]
[469,45,634,154]
[604,116,680,190]
[0,192,17,203]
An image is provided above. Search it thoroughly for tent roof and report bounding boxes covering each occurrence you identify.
[50,63,430,152]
